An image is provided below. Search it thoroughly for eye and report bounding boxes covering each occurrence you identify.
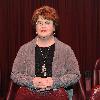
[36,21,42,25]
[45,21,50,25]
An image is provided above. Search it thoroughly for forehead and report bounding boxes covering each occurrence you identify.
[37,15,51,21]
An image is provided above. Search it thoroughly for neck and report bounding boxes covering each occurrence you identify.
[36,35,55,47]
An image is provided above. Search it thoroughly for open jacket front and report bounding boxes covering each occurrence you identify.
[11,36,81,89]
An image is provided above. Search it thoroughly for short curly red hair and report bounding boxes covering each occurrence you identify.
[32,6,59,27]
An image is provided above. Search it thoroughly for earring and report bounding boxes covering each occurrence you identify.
[36,32,38,34]
[53,32,55,35]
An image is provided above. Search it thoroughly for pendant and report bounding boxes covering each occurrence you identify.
[41,64,47,77]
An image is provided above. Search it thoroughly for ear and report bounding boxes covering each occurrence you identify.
[53,25,55,31]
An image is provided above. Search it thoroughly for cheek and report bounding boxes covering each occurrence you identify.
[47,26,54,31]
[36,26,40,32]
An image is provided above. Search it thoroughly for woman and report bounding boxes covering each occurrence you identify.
[11,6,81,100]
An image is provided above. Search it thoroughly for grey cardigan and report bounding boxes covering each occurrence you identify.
[11,36,81,89]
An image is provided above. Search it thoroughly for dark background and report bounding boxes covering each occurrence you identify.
[0,0,100,97]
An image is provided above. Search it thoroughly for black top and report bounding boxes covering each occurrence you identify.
[35,43,55,78]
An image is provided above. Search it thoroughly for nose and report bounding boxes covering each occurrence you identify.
[41,22,46,26]
[41,23,47,28]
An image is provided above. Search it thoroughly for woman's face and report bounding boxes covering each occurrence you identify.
[36,15,55,38]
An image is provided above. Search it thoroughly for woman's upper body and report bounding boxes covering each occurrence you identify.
[11,5,81,91]
[11,36,81,89]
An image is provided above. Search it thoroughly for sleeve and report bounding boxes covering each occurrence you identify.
[52,46,81,89]
[10,45,34,88]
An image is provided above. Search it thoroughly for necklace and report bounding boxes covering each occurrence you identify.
[36,37,51,77]
[39,47,51,77]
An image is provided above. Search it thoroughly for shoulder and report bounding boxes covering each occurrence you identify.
[18,39,35,53]
[56,38,73,53]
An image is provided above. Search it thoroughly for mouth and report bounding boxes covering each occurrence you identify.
[41,30,47,32]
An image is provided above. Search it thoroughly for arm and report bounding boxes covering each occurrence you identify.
[52,46,81,89]
[10,45,34,88]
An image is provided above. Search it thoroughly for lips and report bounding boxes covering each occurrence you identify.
[41,30,47,32]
